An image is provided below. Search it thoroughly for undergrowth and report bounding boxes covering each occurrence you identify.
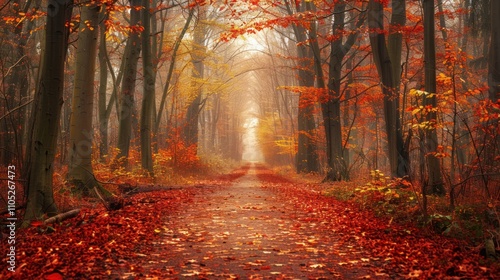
[51,147,239,213]
[322,170,500,248]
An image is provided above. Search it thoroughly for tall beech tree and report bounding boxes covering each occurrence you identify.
[489,0,500,102]
[306,1,365,181]
[67,3,109,195]
[284,0,319,173]
[117,0,142,164]
[183,7,206,149]
[98,6,111,159]
[423,0,445,195]
[367,0,409,178]
[140,0,154,174]
[24,0,73,224]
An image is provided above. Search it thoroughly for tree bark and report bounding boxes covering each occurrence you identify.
[155,9,194,136]
[423,0,445,195]
[24,0,73,225]
[489,0,500,102]
[312,1,364,181]
[67,4,104,194]
[2,0,36,168]
[117,0,142,164]
[367,0,409,178]
[183,8,206,149]
[98,7,109,159]
[140,0,154,174]
[286,0,319,173]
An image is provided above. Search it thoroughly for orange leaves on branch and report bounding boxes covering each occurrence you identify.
[280,86,330,108]
[165,128,200,170]
[475,100,500,123]
[2,9,45,26]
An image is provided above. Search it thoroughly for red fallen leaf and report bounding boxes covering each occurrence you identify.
[260,265,271,270]
[31,220,43,227]
[45,272,63,280]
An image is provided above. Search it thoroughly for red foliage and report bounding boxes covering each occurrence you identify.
[0,189,199,279]
[165,138,200,170]
[255,168,499,278]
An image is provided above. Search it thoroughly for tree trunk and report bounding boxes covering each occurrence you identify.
[117,0,142,164]
[423,0,445,195]
[24,0,73,225]
[489,0,500,102]
[67,4,104,194]
[183,8,206,149]
[283,0,319,173]
[314,1,364,181]
[2,0,36,169]
[155,9,194,136]
[140,0,154,174]
[321,2,347,181]
[98,7,109,159]
[368,0,408,178]
[295,47,319,173]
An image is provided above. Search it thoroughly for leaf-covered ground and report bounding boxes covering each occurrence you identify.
[1,163,499,279]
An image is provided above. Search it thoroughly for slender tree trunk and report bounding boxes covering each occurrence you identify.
[368,0,408,178]
[284,0,319,173]
[117,0,141,164]
[489,0,500,102]
[484,0,500,176]
[437,0,448,41]
[321,2,347,181]
[98,7,109,159]
[140,0,154,174]
[2,0,36,169]
[313,1,364,181]
[183,8,206,149]
[67,4,110,195]
[24,0,73,224]
[155,9,194,136]
[295,47,319,173]
[423,0,445,195]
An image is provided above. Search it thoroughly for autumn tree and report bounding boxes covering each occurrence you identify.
[182,6,206,150]
[155,7,194,146]
[488,0,500,102]
[422,0,445,195]
[140,0,154,174]
[306,1,365,181]
[283,0,319,173]
[367,0,409,178]
[116,0,142,165]
[24,0,73,224]
[67,3,110,195]
[0,0,37,168]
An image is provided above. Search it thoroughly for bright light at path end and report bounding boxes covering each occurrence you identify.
[242,117,264,162]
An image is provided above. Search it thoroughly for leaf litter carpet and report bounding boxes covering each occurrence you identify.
[117,163,498,279]
[2,163,497,279]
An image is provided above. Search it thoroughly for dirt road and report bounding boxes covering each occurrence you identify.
[115,163,496,279]
[129,163,371,279]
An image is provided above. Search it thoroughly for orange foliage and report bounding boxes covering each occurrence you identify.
[164,128,201,170]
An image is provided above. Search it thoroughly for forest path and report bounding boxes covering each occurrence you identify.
[126,163,373,279]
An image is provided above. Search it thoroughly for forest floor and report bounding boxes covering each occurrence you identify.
[2,163,499,279]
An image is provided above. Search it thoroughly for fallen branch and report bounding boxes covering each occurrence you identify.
[119,184,206,196]
[44,209,80,225]
[94,187,123,211]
